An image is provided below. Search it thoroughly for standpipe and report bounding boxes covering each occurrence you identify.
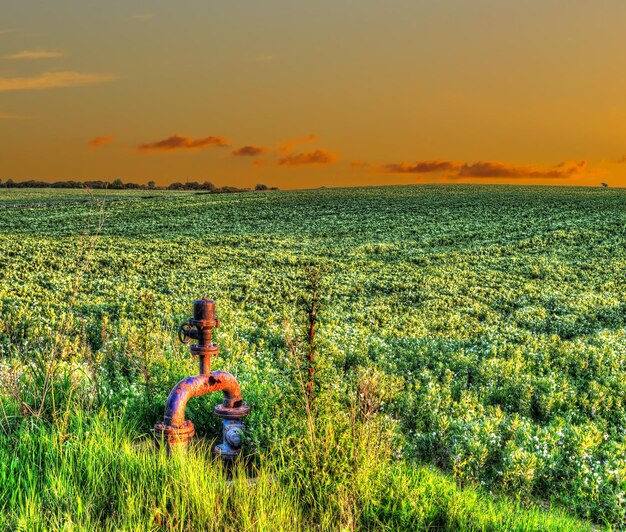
[154,298,250,459]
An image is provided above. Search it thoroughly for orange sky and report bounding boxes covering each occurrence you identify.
[2,1,626,189]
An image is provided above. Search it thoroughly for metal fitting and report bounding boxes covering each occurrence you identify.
[154,420,195,449]
[154,298,250,459]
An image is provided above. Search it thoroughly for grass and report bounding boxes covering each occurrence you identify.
[0,410,591,531]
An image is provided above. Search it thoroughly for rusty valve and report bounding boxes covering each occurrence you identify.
[154,298,250,459]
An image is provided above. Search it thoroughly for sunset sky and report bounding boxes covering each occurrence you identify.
[2,1,626,189]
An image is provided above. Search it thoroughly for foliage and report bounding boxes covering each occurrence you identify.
[0,411,588,531]
[0,184,625,527]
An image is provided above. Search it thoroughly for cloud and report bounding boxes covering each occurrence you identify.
[221,133,339,167]
[380,160,462,174]
[279,134,318,153]
[0,111,34,120]
[350,161,373,169]
[455,160,587,179]
[232,145,270,157]
[88,135,114,148]
[0,29,17,36]
[278,148,338,166]
[378,159,588,179]
[0,71,116,92]
[3,50,64,60]
[137,134,230,152]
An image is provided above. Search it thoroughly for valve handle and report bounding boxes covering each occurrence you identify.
[178,320,193,344]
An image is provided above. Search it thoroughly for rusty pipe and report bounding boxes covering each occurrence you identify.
[154,298,250,458]
[164,370,244,428]
[178,298,220,374]
[154,369,250,454]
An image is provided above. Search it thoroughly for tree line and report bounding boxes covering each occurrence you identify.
[0,178,278,193]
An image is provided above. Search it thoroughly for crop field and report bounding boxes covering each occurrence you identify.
[0,185,625,529]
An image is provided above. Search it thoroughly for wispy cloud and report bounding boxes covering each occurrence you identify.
[0,71,116,92]
[278,148,338,166]
[232,145,270,157]
[137,134,230,152]
[279,134,318,153]
[88,135,114,148]
[350,161,373,169]
[3,50,64,60]
[0,111,34,120]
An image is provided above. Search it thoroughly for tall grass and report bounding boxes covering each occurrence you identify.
[0,411,299,531]
[0,408,591,531]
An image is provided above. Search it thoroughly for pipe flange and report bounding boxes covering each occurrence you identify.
[190,344,219,357]
[214,402,251,420]
[154,419,195,444]
[190,318,220,328]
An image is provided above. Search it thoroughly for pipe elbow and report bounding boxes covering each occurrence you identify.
[208,370,244,408]
[163,370,244,428]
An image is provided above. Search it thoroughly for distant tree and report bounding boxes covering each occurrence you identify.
[22,180,48,188]
[0,176,276,192]
[601,182,609,188]
[84,180,108,189]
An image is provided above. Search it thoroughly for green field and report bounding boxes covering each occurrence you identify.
[0,185,624,529]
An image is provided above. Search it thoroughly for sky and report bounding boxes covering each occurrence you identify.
[2,0,626,189]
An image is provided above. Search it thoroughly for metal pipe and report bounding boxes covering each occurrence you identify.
[163,370,244,428]
[154,298,250,458]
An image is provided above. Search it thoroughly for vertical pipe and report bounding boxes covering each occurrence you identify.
[199,354,209,375]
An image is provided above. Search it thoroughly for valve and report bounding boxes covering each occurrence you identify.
[178,321,194,344]
[214,419,246,460]
[178,298,221,374]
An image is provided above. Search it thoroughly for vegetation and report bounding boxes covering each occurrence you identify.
[0,184,624,529]
[0,414,587,530]
[0,177,278,192]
